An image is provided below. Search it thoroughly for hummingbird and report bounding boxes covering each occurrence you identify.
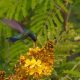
[0,18,37,43]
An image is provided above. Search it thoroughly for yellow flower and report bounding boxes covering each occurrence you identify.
[36,59,41,66]
[29,58,43,76]
[24,59,31,67]
[14,40,55,79]
[43,66,52,75]
[29,62,43,76]
[30,58,36,68]
[30,58,41,68]
[36,64,44,75]
[29,68,35,75]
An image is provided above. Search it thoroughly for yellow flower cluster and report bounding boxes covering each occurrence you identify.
[7,40,55,80]
[22,40,54,78]
[22,57,53,78]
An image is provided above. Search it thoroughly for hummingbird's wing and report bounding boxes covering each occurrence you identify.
[0,18,24,33]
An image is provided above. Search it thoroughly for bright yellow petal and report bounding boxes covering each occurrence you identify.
[36,67,43,75]
[30,58,36,64]
[30,58,36,68]
[29,69,35,75]
[36,60,41,66]
[24,59,31,67]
